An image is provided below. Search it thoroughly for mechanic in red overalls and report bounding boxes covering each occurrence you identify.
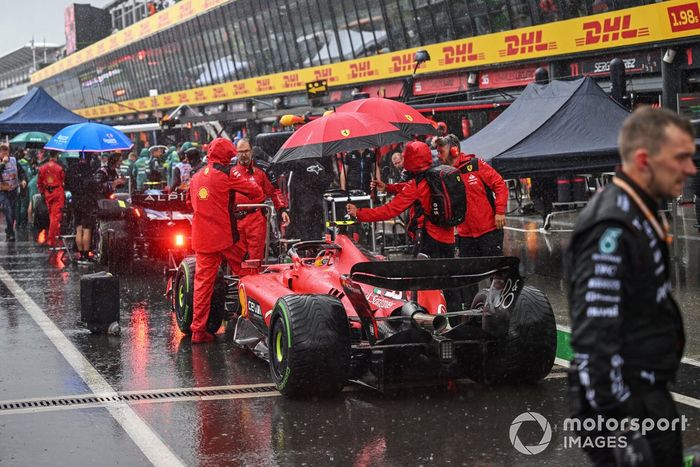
[234,138,290,262]
[347,141,454,259]
[37,151,65,248]
[188,138,264,344]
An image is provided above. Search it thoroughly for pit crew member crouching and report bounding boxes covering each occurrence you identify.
[187,138,264,344]
[234,138,290,262]
[347,141,454,258]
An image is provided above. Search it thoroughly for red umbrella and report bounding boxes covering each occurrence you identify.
[336,97,438,136]
[271,111,409,164]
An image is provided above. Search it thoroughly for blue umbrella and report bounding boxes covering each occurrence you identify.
[44,122,134,153]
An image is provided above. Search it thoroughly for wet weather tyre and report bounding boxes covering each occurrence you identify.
[96,220,132,270]
[467,286,556,384]
[269,294,350,398]
[173,256,225,334]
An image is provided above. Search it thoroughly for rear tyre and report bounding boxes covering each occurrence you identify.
[96,219,133,270]
[173,256,225,334]
[464,286,556,384]
[269,295,350,397]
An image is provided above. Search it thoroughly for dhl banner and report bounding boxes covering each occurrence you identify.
[31,0,229,84]
[59,0,700,119]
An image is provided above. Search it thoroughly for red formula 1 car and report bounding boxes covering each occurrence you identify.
[172,234,556,397]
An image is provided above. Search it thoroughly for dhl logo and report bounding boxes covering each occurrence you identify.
[390,53,427,73]
[163,95,174,105]
[256,78,274,91]
[212,87,226,98]
[136,100,147,109]
[178,93,190,103]
[232,83,248,95]
[283,74,301,89]
[440,43,484,65]
[203,0,221,9]
[178,2,194,18]
[314,68,338,82]
[139,21,151,36]
[96,43,105,54]
[157,12,171,29]
[194,90,206,100]
[150,97,158,106]
[109,37,118,49]
[108,105,116,113]
[349,61,377,79]
[124,30,133,42]
[499,31,556,57]
[575,15,649,46]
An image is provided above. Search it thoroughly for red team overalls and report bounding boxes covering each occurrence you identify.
[187,138,263,343]
[235,162,288,262]
[37,160,65,247]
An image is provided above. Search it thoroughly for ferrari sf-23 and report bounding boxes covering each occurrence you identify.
[172,234,557,397]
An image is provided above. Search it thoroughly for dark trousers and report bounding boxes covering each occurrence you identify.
[454,229,504,310]
[15,189,29,228]
[417,232,462,312]
[0,189,17,237]
[457,229,504,257]
[419,231,455,259]
[574,385,683,467]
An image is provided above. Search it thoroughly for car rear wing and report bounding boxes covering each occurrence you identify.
[345,256,524,343]
[350,256,520,291]
[131,192,191,212]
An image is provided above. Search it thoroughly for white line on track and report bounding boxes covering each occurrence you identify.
[0,263,184,467]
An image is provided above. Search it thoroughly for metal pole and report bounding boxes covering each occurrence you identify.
[672,198,680,261]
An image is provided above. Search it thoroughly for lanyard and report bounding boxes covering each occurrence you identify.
[612,177,671,245]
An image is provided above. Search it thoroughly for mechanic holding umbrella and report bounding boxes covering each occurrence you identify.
[36,150,64,248]
[234,138,290,262]
[347,141,455,258]
[65,153,100,263]
[187,138,264,344]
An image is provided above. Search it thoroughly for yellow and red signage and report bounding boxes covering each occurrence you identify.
[31,0,229,84]
[36,0,700,119]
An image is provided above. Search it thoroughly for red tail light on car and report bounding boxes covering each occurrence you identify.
[174,234,185,247]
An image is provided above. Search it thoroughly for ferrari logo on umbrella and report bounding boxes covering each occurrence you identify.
[47,176,54,183]
[340,129,351,137]
[198,187,209,200]
[404,114,413,122]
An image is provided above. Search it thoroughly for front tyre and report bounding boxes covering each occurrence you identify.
[269,295,350,398]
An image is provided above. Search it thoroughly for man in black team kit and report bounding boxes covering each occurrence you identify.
[567,107,697,466]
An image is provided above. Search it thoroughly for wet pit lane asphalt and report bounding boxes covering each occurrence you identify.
[2,206,700,466]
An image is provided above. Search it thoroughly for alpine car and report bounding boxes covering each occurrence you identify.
[172,233,557,397]
[92,190,193,270]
